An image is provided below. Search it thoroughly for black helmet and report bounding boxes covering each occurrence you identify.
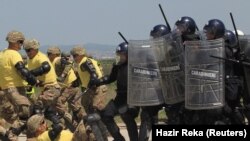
[175,16,196,35]
[116,42,128,54]
[203,19,225,39]
[150,24,171,38]
[224,30,237,48]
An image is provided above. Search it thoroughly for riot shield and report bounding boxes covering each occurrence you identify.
[239,35,250,55]
[242,35,250,100]
[185,38,225,110]
[128,38,165,106]
[158,33,185,104]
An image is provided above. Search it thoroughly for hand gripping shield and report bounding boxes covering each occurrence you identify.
[242,35,250,100]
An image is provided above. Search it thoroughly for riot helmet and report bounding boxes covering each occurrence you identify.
[150,24,171,38]
[116,42,128,54]
[174,16,196,35]
[224,30,237,48]
[115,42,128,65]
[203,19,225,39]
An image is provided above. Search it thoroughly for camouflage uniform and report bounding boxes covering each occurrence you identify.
[26,114,74,141]
[71,46,108,141]
[23,39,64,134]
[0,31,32,141]
[70,46,108,113]
[47,47,86,129]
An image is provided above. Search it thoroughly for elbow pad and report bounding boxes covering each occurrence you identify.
[71,77,80,87]
[98,76,110,85]
[30,61,51,76]
[80,59,98,78]
[48,123,63,140]
[15,62,37,86]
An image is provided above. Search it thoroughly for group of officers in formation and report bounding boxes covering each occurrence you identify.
[0,15,249,141]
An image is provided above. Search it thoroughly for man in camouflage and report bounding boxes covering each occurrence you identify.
[47,46,86,130]
[70,45,108,140]
[26,114,73,141]
[0,31,37,140]
[70,45,108,113]
[23,39,65,139]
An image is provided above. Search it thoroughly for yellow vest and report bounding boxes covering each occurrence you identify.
[37,130,73,141]
[77,57,103,88]
[0,49,26,89]
[27,51,57,85]
[52,57,77,87]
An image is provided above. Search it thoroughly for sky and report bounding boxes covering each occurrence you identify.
[0,0,249,49]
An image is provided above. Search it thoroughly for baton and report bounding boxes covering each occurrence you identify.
[158,4,171,31]
[210,55,250,67]
[118,32,128,44]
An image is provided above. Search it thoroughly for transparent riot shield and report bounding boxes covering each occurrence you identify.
[185,38,225,110]
[128,38,165,106]
[239,35,250,55]
[242,35,250,100]
[158,33,185,104]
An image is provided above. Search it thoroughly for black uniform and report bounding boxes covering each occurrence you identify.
[100,62,139,141]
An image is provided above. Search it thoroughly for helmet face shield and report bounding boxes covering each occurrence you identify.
[203,19,225,39]
[175,16,196,35]
[115,52,127,65]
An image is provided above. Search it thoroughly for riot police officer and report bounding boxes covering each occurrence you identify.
[223,30,245,124]
[138,24,171,141]
[166,16,199,125]
[94,42,139,141]
[202,19,228,124]
[174,16,199,42]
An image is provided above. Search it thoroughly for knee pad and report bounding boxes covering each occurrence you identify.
[85,113,101,123]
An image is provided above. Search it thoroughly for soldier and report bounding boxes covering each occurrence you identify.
[138,24,171,141]
[93,42,140,141]
[70,45,108,140]
[47,46,86,131]
[23,39,64,136]
[0,31,37,140]
[26,114,73,141]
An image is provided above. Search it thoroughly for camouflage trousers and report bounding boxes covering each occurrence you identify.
[0,87,31,124]
[72,120,96,141]
[56,86,86,128]
[37,85,61,109]
[81,85,108,113]
[0,87,31,141]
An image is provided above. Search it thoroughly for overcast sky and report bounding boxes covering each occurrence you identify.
[0,0,249,49]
